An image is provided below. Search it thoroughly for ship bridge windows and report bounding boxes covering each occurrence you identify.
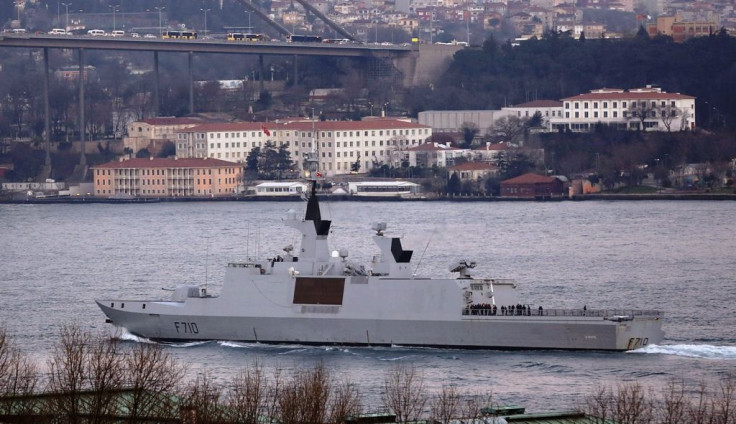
[470,283,483,291]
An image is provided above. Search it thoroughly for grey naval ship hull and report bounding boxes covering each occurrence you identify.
[97,285,664,352]
[97,182,664,352]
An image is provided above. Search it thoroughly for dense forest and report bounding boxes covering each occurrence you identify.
[405,29,736,131]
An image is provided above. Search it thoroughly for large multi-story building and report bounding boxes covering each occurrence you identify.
[174,118,432,177]
[646,15,719,42]
[549,86,696,132]
[92,157,240,198]
[124,117,203,155]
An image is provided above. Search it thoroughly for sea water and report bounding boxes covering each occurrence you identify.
[1,199,735,410]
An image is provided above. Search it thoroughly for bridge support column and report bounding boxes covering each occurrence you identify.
[43,47,51,170]
[293,54,298,86]
[259,54,265,92]
[153,51,160,117]
[189,51,194,115]
[78,48,86,166]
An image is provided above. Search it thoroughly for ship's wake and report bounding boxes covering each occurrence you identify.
[629,344,736,359]
[115,329,208,347]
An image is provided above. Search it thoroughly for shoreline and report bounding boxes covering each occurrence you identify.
[2,192,736,204]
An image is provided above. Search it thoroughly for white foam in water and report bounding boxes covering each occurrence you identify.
[116,329,154,344]
[629,344,736,359]
[219,341,253,349]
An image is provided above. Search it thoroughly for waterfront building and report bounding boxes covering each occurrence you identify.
[278,119,432,176]
[92,157,240,198]
[175,118,432,177]
[253,181,308,196]
[347,181,421,197]
[448,161,500,181]
[549,86,696,132]
[500,172,566,198]
[124,117,203,156]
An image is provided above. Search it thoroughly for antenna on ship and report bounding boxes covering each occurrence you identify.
[414,233,434,276]
[204,237,209,288]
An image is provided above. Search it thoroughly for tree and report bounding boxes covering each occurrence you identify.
[351,153,361,173]
[136,148,151,158]
[157,141,176,158]
[460,122,479,148]
[629,100,657,131]
[382,364,427,423]
[46,325,90,423]
[122,343,185,422]
[447,172,462,194]
[491,116,526,143]
[245,146,262,176]
[0,327,38,418]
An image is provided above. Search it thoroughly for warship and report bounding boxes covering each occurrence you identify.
[97,183,664,351]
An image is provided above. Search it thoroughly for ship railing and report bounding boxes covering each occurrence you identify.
[462,307,664,318]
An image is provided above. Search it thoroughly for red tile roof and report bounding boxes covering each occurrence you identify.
[281,119,430,131]
[511,100,563,108]
[175,119,428,134]
[178,122,268,133]
[140,117,203,126]
[93,157,239,169]
[501,172,556,184]
[563,91,694,101]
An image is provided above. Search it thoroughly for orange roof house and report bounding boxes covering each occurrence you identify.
[500,172,565,198]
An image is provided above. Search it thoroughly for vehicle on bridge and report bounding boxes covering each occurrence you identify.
[87,29,105,36]
[287,34,323,43]
[48,28,68,35]
[162,30,197,40]
[322,38,351,44]
[227,33,268,42]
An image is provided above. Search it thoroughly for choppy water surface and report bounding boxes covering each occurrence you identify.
[1,200,735,410]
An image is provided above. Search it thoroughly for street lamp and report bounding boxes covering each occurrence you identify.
[61,2,71,30]
[245,11,252,33]
[109,4,120,32]
[154,6,165,36]
[200,8,211,37]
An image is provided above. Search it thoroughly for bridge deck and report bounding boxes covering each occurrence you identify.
[0,34,415,57]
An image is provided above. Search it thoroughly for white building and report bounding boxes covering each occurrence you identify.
[175,119,432,177]
[418,110,516,135]
[406,142,468,168]
[347,181,421,197]
[279,119,432,176]
[550,86,696,132]
[176,122,272,162]
[253,181,308,196]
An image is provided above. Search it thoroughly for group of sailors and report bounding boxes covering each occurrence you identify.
[465,303,544,316]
